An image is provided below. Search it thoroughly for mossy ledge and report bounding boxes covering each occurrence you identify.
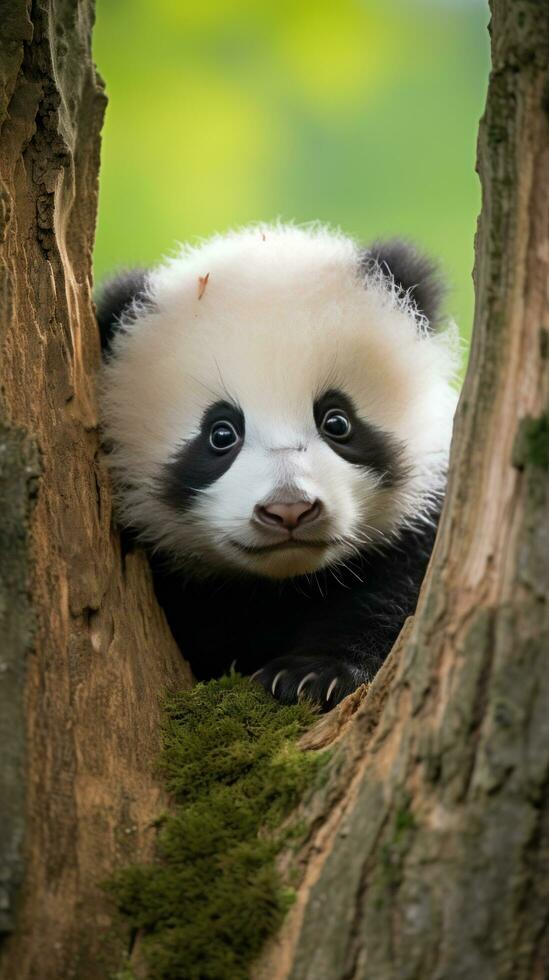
[512,413,549,469]
[107,674,328,980]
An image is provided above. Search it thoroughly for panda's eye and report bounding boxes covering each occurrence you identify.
[209,420,240,452]
[321,409,352,441]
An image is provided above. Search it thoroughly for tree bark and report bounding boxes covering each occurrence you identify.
[0,4,189,979]
[253,3,549,978]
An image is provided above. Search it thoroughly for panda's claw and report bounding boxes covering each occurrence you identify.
[325,677,338,702]
[271,670,287,696]
[251,654,357,711]
[297,672,318,697]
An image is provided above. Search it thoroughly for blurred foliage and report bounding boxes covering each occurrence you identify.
[93,0,489,341]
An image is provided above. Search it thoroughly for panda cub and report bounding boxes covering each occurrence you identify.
[97,224,458,710]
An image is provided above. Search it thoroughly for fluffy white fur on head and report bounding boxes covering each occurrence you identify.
[99,223,459,579]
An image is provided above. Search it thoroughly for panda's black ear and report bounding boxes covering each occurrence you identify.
[95,268,154,354]
[360,239,446,330]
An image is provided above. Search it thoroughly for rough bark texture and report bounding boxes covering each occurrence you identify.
[0,4,189,978]
[254,2,549,978]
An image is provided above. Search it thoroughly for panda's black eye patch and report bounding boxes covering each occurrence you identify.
[159,400,244,513]
[314,388,405,488]
[321,409,352,441]
[209,420,240,452]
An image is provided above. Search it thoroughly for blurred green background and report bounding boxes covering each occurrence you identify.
[93,0,490,342]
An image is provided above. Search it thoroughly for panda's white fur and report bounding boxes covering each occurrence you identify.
[100,223,459,581]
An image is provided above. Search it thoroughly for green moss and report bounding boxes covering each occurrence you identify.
[512,414,549,470]
[524,415,549,468]
[377,804,418,897]
[394,805,416,837]
[113,965,138,980]
[107,674,327,980]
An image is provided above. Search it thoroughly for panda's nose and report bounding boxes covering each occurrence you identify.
[254,499,322,531]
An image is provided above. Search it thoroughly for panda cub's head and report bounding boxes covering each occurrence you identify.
[98,224,458,580]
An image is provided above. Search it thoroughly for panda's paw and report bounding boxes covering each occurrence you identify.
[250,654,358,711]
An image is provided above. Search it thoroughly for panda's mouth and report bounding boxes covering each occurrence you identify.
[229,538,329,555]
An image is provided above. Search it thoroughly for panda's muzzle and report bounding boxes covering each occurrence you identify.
[253,498,322,531]
[229,538,329,555]
[231,499,329,555]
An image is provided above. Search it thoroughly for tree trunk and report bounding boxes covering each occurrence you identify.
[254,2,549,977]
[0,4,190,979]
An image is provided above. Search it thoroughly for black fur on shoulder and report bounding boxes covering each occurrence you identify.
[95,268,153,353]
[360,239,445,330]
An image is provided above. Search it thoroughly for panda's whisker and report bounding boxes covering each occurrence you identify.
[332,555,364,584]
[212,355,240,408]
[313,572,326,599]
[291,576,309,598]
[186,372,224,402]
[340,538,369,560]
[328,565,348,590]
